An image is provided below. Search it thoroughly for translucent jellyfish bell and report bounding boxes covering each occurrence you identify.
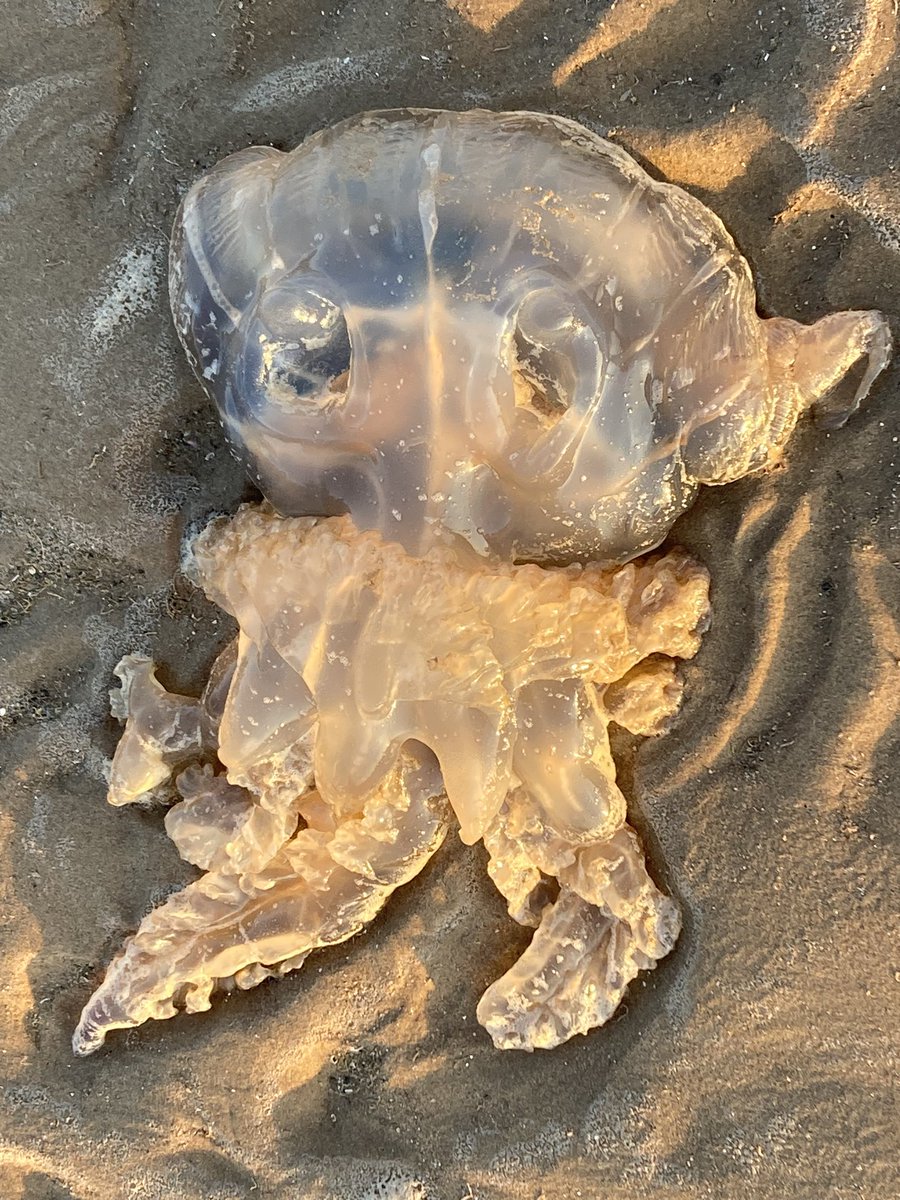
[170,108,890,563]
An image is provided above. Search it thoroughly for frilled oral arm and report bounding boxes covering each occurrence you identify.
[75,506,709,1055]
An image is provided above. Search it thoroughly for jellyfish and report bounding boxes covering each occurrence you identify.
[73,109,890,1055]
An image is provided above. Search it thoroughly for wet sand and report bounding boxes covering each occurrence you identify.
[0,1,898,1197]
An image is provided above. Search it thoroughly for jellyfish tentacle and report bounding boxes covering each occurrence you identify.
[105,656,207,807]
[477,545,706,1050]
[103,635,320,888]
[477,825,679,1051]
[73,743,449,1056]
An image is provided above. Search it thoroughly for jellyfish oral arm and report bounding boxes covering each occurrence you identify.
[73,740,449,1057]
[76,507,708,1054]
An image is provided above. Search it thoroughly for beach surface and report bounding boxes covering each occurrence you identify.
[0,1,898,1197]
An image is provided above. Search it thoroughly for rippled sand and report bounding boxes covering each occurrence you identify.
[0,1,897,1198]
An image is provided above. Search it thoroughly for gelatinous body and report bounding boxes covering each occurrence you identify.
[171,109,889,563]
[76,110,890,1054]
